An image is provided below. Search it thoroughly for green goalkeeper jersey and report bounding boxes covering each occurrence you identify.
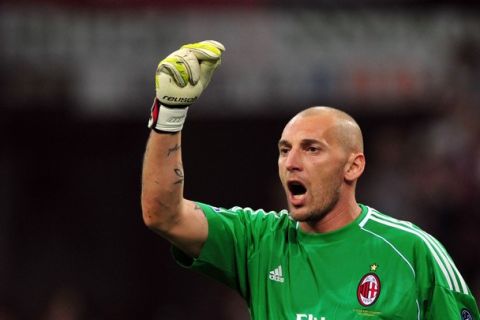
[173,203,480,320]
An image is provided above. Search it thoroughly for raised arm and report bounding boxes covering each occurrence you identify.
[141,40,225,258]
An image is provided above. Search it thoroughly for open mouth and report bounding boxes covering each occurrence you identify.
[288,181,307,196]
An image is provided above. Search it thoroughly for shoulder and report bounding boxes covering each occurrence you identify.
[359,205,434,248]
[198,202,294,231]
[231,206,294,233]
[360,205,470,295]
[359,205,446,271]
[198,203,295,256]
[231,206,292,222]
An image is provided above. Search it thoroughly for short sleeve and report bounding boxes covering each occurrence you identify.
[414,234,480,319]
[171,202,253,299]
[425,285,480,319]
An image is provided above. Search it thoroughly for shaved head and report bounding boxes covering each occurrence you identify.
[278,105,366,230]
[278,107,365,231]
[292,106,364,154]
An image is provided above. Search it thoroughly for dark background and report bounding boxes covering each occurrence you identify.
[1,0,479,319]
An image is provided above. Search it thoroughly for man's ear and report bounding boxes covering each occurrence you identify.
[344,153,365,182]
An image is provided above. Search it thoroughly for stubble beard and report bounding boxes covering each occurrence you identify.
[304,187,341,223]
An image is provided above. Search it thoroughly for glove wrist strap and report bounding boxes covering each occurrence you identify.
[148,98,188,133]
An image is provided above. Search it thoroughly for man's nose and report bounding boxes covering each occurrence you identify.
[285,149,302,172]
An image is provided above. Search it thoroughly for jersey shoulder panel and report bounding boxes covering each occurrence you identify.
[198,203,291,227]
[229,206,293,229]
[198,203,295,255]
[360,206,471,296]
[359,206,424,245]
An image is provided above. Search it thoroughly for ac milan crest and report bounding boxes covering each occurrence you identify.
[357,273,381,307]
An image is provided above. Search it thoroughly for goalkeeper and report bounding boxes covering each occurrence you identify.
[141,40,480,319]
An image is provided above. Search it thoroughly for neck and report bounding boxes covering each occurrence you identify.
[300,196,361,233]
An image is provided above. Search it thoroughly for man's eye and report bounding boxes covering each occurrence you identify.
[279,148,289,155]
[307,146,319,153]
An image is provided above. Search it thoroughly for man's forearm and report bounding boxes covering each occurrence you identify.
[141,40,224,252]
[141,131,184,233]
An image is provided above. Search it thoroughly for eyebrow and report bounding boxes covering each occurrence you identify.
[278,139,290,148]
[278,139,328,148]
[301,138,323,146]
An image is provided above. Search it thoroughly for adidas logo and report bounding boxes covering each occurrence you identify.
[269,265,285,283]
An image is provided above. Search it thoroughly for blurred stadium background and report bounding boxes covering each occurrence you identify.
[1,0,479,318]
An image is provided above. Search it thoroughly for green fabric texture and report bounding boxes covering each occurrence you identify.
[172,203,480,320]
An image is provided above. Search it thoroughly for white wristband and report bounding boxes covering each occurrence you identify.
[151,105,189,132]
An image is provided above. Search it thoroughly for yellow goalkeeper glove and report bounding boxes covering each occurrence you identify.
[148,40,225,133]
